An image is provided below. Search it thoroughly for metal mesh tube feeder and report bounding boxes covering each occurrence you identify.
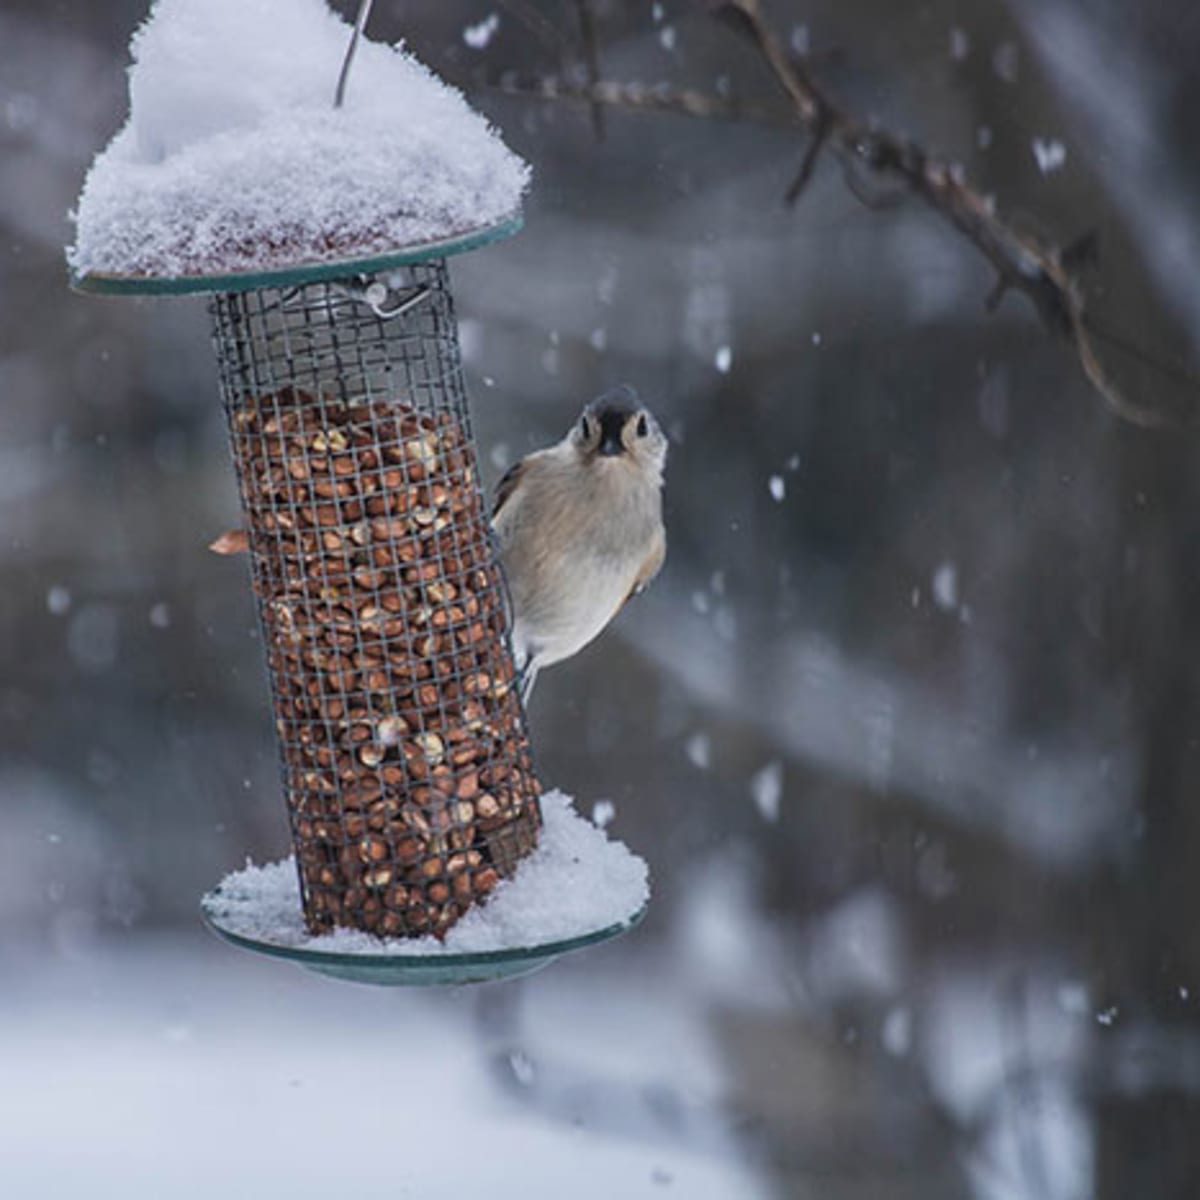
[73,225,564,967]
[67,1,647,985]
[209,258,543,939]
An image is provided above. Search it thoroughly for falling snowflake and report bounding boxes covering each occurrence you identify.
[932,562,958,612]
[881,1006,912,1056]
[591,800,616,829]
[686,732,711,770]
[46,585,72,616]
[992,41,1019,83]
[750,761,783,823]
[463,13,500,50]
[1032,137,1067,175]
[1057,982,1089,1015]
[508,1049,536,1086]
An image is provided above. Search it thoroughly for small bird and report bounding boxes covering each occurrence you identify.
[492,387,668,703]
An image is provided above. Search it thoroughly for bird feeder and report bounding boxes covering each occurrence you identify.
[81,223,552,949]
[68,0,646,984]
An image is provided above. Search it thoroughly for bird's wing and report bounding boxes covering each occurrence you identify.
[623,528,666,605]
[491,457,526,519]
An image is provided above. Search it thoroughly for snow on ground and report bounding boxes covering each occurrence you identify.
[203,791,649,955]
[0,937,769,1200]
[68,0,529,279]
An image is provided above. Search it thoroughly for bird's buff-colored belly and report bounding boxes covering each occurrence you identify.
[512,560,632,669]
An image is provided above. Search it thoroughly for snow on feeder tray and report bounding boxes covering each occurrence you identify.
[67,0,648,986]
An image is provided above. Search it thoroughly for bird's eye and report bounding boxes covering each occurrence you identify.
[580,416,592,440]
[636,414,649,438]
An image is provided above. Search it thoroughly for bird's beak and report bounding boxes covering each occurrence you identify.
[597,410,627,456]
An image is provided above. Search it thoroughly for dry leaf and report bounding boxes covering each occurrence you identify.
[208,528,249,555]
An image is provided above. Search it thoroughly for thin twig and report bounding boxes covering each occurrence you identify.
[784,109,831,205]
[1082,316,1200,395]
[475,70,800,127]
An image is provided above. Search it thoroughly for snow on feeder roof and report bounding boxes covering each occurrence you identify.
[68,0,528,288]
[68,0,647,986]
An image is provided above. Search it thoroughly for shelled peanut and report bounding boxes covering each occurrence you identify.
[227,386,541,938]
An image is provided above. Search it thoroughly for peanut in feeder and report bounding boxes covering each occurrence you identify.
[68,0,647,985]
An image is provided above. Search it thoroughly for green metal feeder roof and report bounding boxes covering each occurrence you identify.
[69,212,522,297]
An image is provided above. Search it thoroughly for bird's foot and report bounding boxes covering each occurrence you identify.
[518,662,540,707]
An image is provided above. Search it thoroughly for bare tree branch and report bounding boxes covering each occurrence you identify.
[478,0,1196,426]
[702,0,1176,427]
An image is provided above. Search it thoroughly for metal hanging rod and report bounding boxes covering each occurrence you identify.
[334,0,376,108]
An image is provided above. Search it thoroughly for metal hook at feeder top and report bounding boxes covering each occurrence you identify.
[334,0,376,108]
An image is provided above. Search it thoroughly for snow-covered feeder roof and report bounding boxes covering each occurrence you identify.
[68,0,529,294]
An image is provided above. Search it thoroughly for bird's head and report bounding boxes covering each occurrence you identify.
[571,386,667,479]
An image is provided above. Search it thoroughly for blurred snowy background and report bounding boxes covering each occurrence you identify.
[4,1,1200,1196]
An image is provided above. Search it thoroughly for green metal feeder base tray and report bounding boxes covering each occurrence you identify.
[200,901,647,987]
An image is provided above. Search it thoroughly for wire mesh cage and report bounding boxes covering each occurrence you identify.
[209,263,541,939]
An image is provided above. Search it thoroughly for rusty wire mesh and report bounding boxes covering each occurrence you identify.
[209,264,541,939]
